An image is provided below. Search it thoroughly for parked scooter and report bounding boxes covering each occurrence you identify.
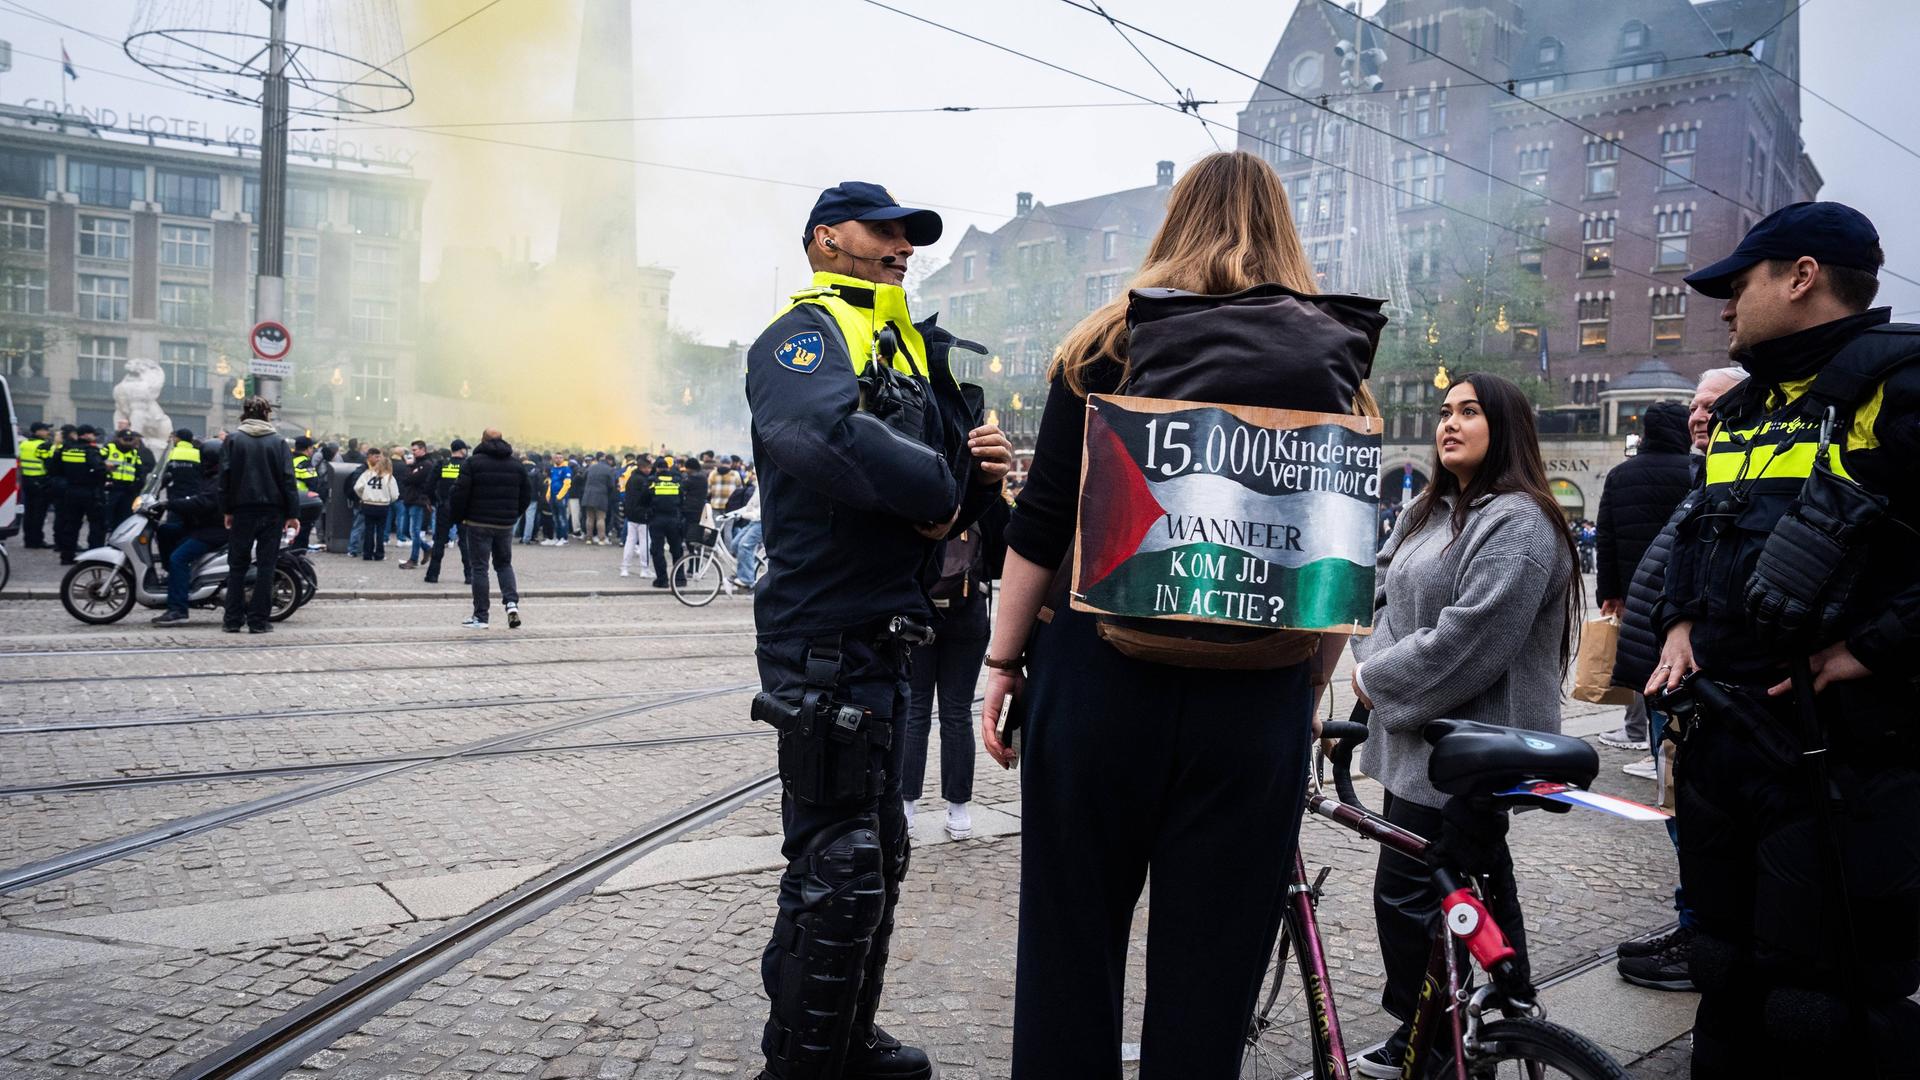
[58,460,313,625]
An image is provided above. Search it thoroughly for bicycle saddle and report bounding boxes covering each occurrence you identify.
[1423,719,1599,796]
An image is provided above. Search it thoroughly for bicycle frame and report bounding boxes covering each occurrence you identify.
[1283,786,1508,1080]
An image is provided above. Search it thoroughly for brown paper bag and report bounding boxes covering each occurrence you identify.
[1571,617,1635,705]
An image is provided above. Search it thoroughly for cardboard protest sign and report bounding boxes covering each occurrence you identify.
[1071,394,1381,632]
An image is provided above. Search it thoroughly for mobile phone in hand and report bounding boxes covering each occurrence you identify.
[995,689,1026,766]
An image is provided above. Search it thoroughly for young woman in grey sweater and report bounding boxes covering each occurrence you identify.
[1347,372,1581,1076]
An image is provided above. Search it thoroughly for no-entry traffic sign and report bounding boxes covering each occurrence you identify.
[250,320,292,377]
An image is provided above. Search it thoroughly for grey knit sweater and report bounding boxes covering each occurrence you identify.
[1353,491,1573,808]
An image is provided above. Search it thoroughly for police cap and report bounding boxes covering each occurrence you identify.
[449,438,468,452]
[76,424,96,437]
[29,420,49,434]
[1686,201,1882,299]
[804,181,942,247]
[174,427,195,441]
[294,436,314,451]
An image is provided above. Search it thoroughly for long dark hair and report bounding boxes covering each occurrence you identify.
[1399,372,1583,668]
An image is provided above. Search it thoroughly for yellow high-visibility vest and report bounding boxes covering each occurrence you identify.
[777,271,930,379]
[18,437,47,477]
[105,445,138,483]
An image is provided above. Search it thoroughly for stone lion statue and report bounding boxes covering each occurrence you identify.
[113,357,173,443]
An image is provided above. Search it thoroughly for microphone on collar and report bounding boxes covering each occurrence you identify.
[824,237,897,267]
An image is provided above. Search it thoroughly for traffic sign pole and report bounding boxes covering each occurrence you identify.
[252,0,290,407]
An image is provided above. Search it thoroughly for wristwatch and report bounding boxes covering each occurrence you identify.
[982,653,1026,672]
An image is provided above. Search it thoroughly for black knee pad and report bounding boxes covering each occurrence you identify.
[763,822,888,1076]
[1689,931,1742,994]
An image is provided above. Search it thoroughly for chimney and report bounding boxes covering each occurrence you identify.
[1156,160,1174,188]
[1016,191,1033,217]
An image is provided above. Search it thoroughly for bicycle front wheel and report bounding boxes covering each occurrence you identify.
[1242,914,1337,1080]
[1466,1017,1629,1080]
[670,550,722,607]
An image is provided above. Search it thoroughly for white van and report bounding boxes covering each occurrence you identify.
[0,374,18,539]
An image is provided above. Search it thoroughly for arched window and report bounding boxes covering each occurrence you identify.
[1620,21,1649,52]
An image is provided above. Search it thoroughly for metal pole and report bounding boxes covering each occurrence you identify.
[253,0,289,407]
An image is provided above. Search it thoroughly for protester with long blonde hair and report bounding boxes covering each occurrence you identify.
[981,150,1368,1077]
[351,447,399,561]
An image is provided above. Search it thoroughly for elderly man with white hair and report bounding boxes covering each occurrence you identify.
[1606,363,1744,993]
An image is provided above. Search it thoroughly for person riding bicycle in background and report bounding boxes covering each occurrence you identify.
[1649,202,1920,1078]
[1349,372,1579,1078]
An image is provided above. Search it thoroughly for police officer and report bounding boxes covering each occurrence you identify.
[290,436,321,550]
[104,428,153,526]
[1651,202,1920,1078]
[424,438,471,584]
[746,182,1011,1080]
[17,421,53,548]
[637,455,686,588]
[50,424,107,563]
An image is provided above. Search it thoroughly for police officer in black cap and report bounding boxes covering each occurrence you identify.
[50,424,108,563]
[424,438,471,584]
[745,182,1011,1080]
[1650,201,1920,1077]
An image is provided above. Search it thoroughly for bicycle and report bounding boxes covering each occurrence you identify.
[670,512,762,608]
[1242,714,1636,1080]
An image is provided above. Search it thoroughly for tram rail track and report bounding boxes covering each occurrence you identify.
[0,648,748,686]
[0,689,658,735]
[0,625,754,659]
[0,682,759,895]
[0,728,773,797]
[170,767,782,1080]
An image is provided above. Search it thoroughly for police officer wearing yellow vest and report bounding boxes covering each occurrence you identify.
[17,420,53,548]
[104,428,154,526]
[1650,202,1920,1078]
[50,424,107,563]
[635,455,687,587]
[746,183,1012,1080]
[424,439,471,584]
[291,435,322,551]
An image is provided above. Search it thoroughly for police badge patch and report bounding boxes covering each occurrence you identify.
[775,331,825,374]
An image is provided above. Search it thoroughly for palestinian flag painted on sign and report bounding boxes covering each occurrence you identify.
[1071,394,1380,632]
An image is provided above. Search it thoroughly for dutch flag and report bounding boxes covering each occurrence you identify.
[61,41,77,80]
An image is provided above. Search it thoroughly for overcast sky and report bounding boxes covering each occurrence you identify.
[9,0,1917,343]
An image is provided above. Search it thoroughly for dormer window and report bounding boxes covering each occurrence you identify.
[1537,38,1562,66]
[1621,21,1649,52]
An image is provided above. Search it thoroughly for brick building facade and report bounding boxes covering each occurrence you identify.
[1241,0,1816,430]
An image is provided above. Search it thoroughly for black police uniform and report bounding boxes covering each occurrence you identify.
[424,451,471,584]
[637,466,687,586]
[104,439,153,526]
[1660,205,1920,1078]
[19,430,53,548]
[746,219,998,1078]
[50,436,107,560]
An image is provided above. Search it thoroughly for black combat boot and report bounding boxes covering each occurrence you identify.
[843,1025,933,1079]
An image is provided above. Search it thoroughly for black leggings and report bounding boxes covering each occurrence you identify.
[1011,605,1312,1079]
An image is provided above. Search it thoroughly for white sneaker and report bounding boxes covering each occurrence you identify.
[619,568,631,577]
[462,616,490,630]
[1621,756,1659,780]
[945,801,973,840]
[1597,727,1650,751]
[902,799,916,832]
[505,603,521,630]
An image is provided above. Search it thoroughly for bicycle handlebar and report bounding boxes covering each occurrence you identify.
[1322,709,1370,808]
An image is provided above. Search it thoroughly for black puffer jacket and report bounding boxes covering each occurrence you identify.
[1615,456,1704,691]
[221,420,299,517]
[1594,401,1691,602]
[449,436,532,528]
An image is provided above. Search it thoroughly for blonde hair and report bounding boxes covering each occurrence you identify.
[368,452,392,477]
[1052,151,1321,396]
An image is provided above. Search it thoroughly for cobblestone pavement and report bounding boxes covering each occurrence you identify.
[0,579,1710,1078]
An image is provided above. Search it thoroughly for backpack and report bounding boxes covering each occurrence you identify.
[930,526,982,604]
[1064,283,1387,670]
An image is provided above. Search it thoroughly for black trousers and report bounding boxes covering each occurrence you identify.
[1677,706,1920,1079]
[1012,605,1311,1079]
[757,630,913,1075]
[22,478,50,547]
[901,599,989,804]
[468,525,517,621]
[224,509,283,629]
[650,517,684,583]
[106,484,137,529]
[425,502,468,582]
[54,485,105,558]
[1372,791,1529,1031]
